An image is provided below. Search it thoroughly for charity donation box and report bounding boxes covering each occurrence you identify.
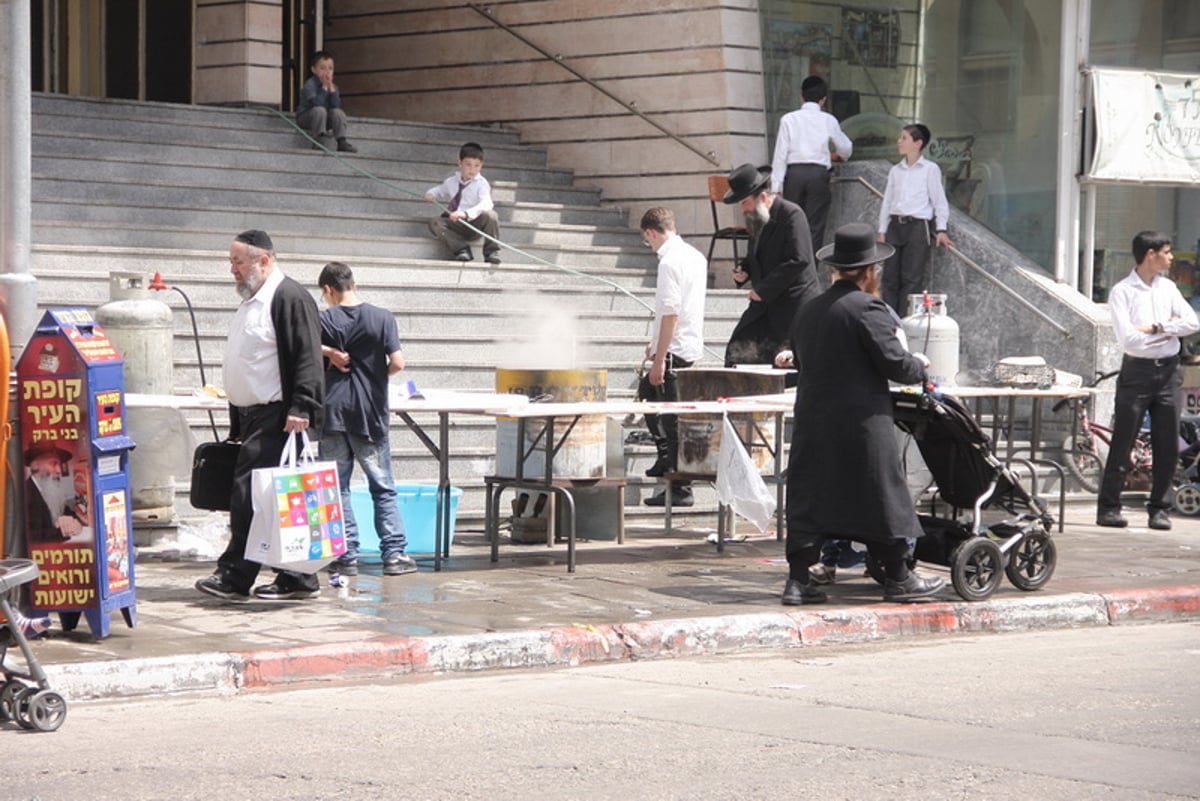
[16,309,137,638]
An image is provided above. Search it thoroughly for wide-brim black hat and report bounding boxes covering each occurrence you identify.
[722,163,772,204]
[24,440,72,465]
[815,222,895,269]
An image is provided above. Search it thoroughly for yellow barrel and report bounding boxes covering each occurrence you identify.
[495,368,607,479]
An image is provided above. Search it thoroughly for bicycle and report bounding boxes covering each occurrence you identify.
[1053,370,1154,494]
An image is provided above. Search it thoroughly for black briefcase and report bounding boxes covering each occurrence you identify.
[189,441,240,512]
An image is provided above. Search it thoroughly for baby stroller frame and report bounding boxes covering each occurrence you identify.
[887,388,1058,601]
[1,559,67,731]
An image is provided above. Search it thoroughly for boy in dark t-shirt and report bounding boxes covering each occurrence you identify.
[317,262,415,576]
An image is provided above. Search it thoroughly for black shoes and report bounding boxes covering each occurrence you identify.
[383,553,419,576]
[328,557,359,576]
[781,578,827,606]
[484,252,501,265]
[882,573,946,603]
[336,138,358,153]
[1096,509,1129,528]
[644,486,693,507]
[195,574,249,603]
[644,457,671,478]
[252,577,320,601]
[1149,509,1172,530]
[452,247,473,262]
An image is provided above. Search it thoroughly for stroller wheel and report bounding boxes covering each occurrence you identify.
[0,680,25,721]
[1005,531,1057,591]
[950,538,1004,601]
[1173,484,1200,516]
[25,690,67,732]
[13,685,39,730]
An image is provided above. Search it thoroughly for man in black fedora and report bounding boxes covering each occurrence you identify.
[781,222,945,605]
[722,162,819,367]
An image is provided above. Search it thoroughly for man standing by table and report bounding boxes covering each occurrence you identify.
[195,230,325,602]
[637,207,707,508]
[722,163,819,367]
[318,261,418,576]
[782,223,944,605]
[1096,230,1199,531]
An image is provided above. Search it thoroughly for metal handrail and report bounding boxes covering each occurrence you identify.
[467,3,720,167]
[832,175,1071,336]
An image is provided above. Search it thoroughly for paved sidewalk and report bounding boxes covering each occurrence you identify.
[15,501,1200,701]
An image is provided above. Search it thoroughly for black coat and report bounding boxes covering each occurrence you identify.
[726,197,819,364]
[786,279,926,543]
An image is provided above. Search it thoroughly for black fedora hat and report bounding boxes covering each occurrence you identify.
[24,440,72,465]
[815,222,895,269]
[722,163,772,204]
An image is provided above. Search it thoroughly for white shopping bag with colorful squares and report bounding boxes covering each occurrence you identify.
[244,431,346,573]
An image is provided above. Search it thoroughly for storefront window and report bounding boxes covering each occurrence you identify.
[760,0,1063,271]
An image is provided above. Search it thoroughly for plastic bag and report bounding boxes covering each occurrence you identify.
[715,413,776,533]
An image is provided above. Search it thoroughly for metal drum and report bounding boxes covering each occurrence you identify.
[674,368,786,475]
[494,368,607,479]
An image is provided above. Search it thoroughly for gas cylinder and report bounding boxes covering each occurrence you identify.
[96,272,176,513]
[902,293,960,387]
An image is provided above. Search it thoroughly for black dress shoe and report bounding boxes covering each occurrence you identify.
[1148,509,1172,530]
[644,457,671,478]
[1096,509,1129,528]
[336,138,358,153]
[781,578,827,606]
[452,247,473,262]
[484,252,501,265]
[882,573,945,603]
[644,487,693,507]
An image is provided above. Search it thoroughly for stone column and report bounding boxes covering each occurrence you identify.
[194,0,283,106]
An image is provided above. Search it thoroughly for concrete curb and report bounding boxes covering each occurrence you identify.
[45,585,1200,701]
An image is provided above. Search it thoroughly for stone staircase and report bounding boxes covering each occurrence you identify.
[29,94,749,528]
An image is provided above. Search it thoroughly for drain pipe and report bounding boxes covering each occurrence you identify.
[0,0,39,361]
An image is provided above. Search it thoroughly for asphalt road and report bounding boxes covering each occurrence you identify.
[8,622,1200,801]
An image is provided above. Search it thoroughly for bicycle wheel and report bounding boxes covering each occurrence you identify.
[1062,435,1103,493]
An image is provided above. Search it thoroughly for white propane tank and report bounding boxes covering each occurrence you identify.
[95,272,176,514]
[902,293,960,387]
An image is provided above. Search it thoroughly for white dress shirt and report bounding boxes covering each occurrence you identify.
[877,156,950,233]
[224,267,284,407]
[1108,269,1200,359]
[425,171,494,221]
[652,234,707,363]
[770,102,853,191]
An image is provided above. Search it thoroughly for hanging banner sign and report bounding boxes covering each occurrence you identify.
[1090,67,1200,185]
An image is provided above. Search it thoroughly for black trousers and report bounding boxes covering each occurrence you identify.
[881,216,934,315]
[218,403,319,593]
[637,353,693,468]
[782,163,832,249]
[1098,355,1181,513]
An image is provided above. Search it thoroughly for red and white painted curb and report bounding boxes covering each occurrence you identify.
[45,585,1200,701]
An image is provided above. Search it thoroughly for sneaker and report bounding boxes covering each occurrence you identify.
[195,574,250,603]
[808,563,837,585]
[328,557,359,576]
[252,580,319,601]
[644,487,694,507]
[452,247,473,262]
[383,553,418,576]
[1096,509,1129,528]
[1148,509,1172,530]
[484,252,501,265]
[336,138,358,153]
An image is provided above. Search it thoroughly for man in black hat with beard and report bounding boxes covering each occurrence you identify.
[781,222,945,605]
[722,163,819,367]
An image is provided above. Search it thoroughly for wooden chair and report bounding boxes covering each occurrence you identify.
[706,175,751,266]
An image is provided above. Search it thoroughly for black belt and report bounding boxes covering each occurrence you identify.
[236,400,284,415]
[1123,354,1178,368]
[891,215,930,225]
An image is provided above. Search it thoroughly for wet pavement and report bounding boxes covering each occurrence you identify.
[10,499,1200,700]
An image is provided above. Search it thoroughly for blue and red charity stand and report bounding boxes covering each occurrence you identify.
[16,309,137,638]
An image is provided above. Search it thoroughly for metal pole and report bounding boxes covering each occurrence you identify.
[1053,0,1091,289]
[0,0,40,361]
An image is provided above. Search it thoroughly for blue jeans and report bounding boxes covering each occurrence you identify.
[319,431,407,560]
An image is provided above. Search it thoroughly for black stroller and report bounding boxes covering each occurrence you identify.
[1,559,67,731]
[881,388,1058,601]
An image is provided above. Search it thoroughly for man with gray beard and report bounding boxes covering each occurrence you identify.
[721,164,819,367]
[195,229,325,603]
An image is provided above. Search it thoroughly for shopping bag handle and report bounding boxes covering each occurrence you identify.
[278,429,316,468]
